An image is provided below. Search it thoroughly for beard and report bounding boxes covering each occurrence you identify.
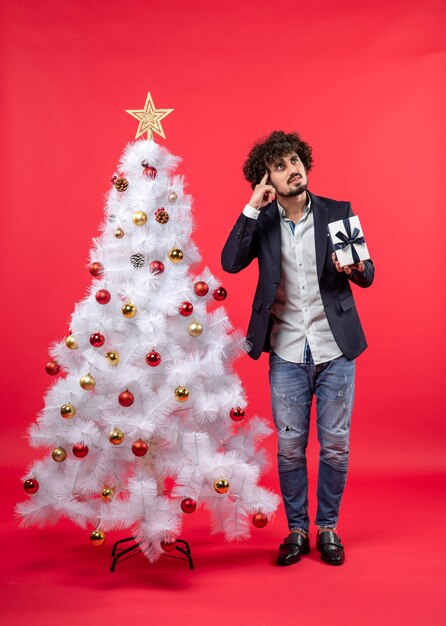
[277,182,308,198]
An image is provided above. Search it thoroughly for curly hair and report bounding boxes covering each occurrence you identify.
[243,130,313,189]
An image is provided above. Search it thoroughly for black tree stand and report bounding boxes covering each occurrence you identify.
[110,536,194,572]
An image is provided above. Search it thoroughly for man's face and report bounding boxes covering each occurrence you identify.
[266,152,308,198]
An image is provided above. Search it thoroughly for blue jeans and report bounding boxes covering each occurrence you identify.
[269,347,355,532]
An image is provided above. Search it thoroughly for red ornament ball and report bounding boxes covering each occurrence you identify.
[89,262,104,278]
[213,286,227,301]
[146,351,161,367]
[72,443,89,458]
[194,281,209,297]
[131,440,148,457]
[252,512,268,528]
[24,478,39,494]
[179,301,193,316]
[118,389,134,407]
[149,260,165,275]
[90,332,105,348]
[230,407,245,422]
[45,360,60,376]
[161,539,177,552]
[181,498,197,514]
[143,166,157,179]
[95,289,111,304]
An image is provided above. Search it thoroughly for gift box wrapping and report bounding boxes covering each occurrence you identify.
[328,215,370,266]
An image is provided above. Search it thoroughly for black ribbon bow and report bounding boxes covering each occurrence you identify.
[333,219,365,265]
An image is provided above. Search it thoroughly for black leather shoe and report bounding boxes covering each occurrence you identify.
[277,532,310,566]
[316,530,345,565]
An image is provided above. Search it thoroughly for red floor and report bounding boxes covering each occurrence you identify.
[2,465,444,626]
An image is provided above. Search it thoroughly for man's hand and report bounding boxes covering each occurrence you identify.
[248,172,276,210]
[332,252,364,275]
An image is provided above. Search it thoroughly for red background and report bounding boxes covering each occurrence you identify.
[1,1,445,624]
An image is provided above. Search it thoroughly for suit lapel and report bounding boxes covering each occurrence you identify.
[260,199,281,269]
[310,192,330,280]
[259,194,329,279]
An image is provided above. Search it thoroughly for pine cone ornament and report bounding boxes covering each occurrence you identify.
[130,253,145,269]
[114,177,129,192]
[155,208,169,224]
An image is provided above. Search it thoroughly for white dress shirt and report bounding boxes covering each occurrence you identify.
[243,198,342,364]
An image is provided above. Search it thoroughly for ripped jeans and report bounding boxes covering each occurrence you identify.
[269,348,355,532]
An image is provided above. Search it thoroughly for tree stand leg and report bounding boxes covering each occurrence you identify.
[110,536,194,572]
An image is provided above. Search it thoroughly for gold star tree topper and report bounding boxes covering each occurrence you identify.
[126,92,174,140]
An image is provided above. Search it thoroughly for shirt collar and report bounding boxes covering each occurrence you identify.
[277,193,312,221]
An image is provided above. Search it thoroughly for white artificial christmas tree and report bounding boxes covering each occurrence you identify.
[17,94,279,564]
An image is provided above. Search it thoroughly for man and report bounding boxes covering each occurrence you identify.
[221,131,374,566]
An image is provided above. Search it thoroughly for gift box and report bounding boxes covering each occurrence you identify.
[328,215,370,266]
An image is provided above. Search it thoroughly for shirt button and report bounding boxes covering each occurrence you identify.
[273,281,279,287]
[266,303,271,309]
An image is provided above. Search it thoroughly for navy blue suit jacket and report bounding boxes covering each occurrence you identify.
[221,191,374,360]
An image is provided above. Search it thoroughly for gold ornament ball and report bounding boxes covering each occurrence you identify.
[114,227,125,239]
[101,486,115,502]
[168,190,178,202]
[174,386,189,402]
[132,211,147,226]
[65,335,78,350]
[187,321,203,337]
[60,403,76,419]
[52,447,67,462]
[109,428,124,445]
[80,373,96,390]
[105,351,120,366]
[214,478,230,494]
[122,303,137,318]
[168,248,183,263]
[90,529,106,546]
